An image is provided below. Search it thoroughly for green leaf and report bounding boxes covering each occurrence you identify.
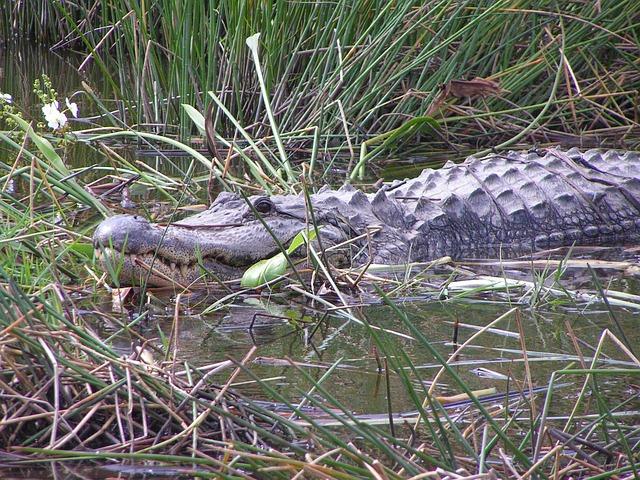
[68,242,95,259]
[240,255,288,288]
[285,228,317,255]
[240,229,318,288]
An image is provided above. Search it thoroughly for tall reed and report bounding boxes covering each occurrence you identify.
[3,1,638,150]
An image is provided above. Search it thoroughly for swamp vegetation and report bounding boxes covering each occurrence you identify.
[0,1,639,478]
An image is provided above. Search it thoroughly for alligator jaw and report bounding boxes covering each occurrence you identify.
[92,214,292,287]
[94,247,245,287]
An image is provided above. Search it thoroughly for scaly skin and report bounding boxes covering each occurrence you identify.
[93,148,640,286]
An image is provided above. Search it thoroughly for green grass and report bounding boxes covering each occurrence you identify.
[4,0,639,152]
[1,0,640,477]
[1,253,638,478]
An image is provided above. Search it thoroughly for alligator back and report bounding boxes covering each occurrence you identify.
[385,148,640,259]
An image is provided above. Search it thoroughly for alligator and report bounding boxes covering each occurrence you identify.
[93,148,640,287]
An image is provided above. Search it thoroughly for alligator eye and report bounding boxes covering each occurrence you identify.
[253,197,274,214]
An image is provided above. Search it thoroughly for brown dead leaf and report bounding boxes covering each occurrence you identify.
[426,76,506,115]
[442,76,505,98]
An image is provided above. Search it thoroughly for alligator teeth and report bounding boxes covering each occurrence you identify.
[180,264,188,278]
[170,262,176,271]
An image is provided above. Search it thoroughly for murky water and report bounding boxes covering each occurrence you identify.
[97,287,640,416]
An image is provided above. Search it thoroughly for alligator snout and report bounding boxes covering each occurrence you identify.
[93,214,157,253]
[93,213,244,286]
[91,211,293,286]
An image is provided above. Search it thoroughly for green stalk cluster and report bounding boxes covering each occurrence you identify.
[2,0,637,150]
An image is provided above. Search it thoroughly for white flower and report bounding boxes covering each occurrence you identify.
[0,93,12,103]
[42,100,68,130]
[65,97,78,118]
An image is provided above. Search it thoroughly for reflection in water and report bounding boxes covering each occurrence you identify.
[97,289,640,417]
[0,43,92,117]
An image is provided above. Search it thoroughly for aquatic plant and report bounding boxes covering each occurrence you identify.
[3,0,639,152]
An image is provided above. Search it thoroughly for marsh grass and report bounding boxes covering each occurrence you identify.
[4,1,639,154]
[1,0,640,477]
[1,254,638,478]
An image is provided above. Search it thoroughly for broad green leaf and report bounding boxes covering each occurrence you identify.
[68,242,95,259]
[241,229,318,288]
[285,228,317,255]
[240,254,288,288]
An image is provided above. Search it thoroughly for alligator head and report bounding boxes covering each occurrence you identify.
[92,190,359,287]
